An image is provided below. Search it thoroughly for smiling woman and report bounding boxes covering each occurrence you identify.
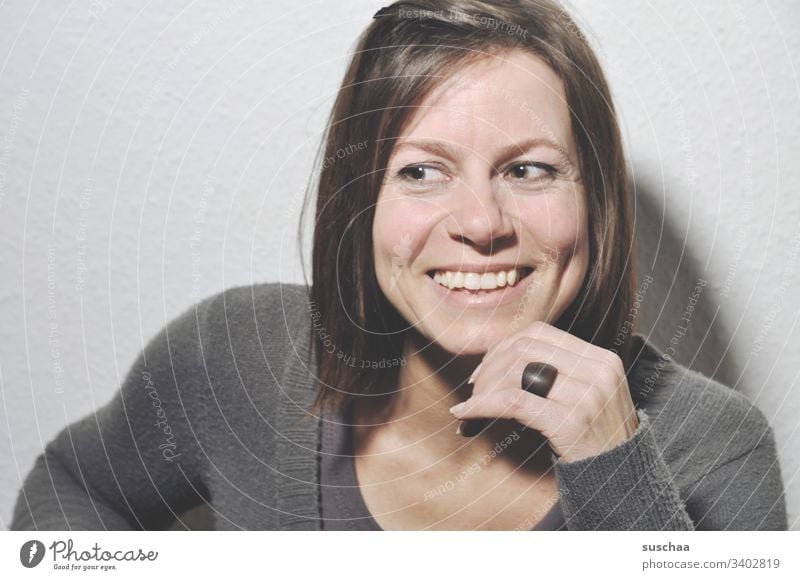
[11,0,788,532]
[307,0,634,417]
[305,0,786,531]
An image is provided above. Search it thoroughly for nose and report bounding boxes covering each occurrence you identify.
[447,178,515,250]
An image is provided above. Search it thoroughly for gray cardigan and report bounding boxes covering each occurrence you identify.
[11,283,788,530]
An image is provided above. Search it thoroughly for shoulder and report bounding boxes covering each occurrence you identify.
[627,333,775,480]
[195,281,312,338]
[186,281,316,402]
[172,282,315,384]
[200,280,311,314]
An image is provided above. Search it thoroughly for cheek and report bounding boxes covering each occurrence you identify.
[520,195,588,260]
[372,197,437,279]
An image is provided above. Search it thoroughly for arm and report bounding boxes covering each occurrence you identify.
[552,408,789,531]
[552,408,696,530]
[10,294,218,530]
[686,427,787,530]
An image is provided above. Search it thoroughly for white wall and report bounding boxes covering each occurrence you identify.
[1,0,798,529]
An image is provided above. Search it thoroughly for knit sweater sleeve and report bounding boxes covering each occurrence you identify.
[552,408,695,530]
[10,295,217,531]
[687,425,787,530]
[551,407,788,530]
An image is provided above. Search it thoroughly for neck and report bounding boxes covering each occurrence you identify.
[352,330,553,467]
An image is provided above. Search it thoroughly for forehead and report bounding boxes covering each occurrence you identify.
[397,50,573,153]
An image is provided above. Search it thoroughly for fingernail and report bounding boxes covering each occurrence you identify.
[449,402,466,415]
[455,421,463,435]
[468,362,483,384]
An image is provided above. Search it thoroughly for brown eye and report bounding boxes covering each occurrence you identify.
[399,166,428,181]
[506,162,556,181]
[395,164,448,187]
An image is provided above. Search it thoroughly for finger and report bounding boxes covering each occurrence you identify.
[470,336,603,393]
[521,321,611,364]
[488,321,614,371]
[470,337,560,392]
[525,323,627,387]
[451,387,561,431]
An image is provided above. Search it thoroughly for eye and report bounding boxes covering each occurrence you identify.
[504,162,557,182]
[395,164,449,186]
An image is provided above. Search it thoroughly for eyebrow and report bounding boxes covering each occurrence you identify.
[386,137,572,166]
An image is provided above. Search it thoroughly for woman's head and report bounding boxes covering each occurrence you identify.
[303,0,636,414]
[371,49,589,356]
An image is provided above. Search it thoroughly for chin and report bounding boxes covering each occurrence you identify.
[417,319,516,356]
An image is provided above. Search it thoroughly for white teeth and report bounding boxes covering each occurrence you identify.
[463,273,481,290]
[432,268,527,290]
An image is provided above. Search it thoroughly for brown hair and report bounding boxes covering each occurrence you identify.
[299,0,637,416]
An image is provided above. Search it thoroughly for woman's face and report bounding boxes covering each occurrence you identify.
[372,49,590,355]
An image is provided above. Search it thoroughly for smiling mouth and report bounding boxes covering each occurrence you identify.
[426,267,535,292]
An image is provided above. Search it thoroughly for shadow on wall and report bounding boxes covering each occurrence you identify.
[632,177,740,391]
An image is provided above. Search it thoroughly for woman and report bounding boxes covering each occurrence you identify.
[12,0,787,531]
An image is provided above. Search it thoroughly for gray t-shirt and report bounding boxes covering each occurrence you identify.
[320,398,566,530]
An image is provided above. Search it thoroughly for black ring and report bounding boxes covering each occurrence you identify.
[521,362,558,398]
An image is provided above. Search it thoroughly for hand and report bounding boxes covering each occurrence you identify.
[449,321,640,463]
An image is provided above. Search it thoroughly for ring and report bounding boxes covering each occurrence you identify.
[458,361,558,438]
[521,362,558,398]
